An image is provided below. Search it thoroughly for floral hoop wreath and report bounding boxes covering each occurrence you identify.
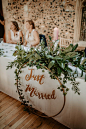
[16,62,66,118]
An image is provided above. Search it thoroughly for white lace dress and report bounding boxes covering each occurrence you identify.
[10,30,21,42]
[25,29,36,47]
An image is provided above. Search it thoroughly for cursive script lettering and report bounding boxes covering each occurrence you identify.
[25,84,56,99]
[25,69,45,85]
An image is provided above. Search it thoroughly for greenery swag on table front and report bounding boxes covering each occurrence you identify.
[6,37,86,116]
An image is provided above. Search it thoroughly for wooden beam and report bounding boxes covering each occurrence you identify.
[74,0,83,43]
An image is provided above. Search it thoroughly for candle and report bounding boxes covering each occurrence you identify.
[53,27,59,41]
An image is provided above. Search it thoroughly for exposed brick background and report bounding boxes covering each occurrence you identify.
[2,0,76,43]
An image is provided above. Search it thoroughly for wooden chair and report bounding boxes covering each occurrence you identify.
[59,37,73,48]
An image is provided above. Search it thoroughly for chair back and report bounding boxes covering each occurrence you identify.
[39,34,47,47]
[60,37,73,48]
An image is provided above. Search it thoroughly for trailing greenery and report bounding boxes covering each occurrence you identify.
[5,37,86,115]
[6,37,86,95]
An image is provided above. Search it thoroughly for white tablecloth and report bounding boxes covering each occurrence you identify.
[0,43,86,129]
[74,41,86,47]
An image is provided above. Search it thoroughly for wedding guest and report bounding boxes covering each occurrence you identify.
[8,21,23,44]
[0,0,5,42]
[24,20,40,47]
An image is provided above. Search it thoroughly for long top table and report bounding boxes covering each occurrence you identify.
[0,43,86,129]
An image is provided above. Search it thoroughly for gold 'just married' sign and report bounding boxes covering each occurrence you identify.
[25,69,56,100]
[17,66,66,117]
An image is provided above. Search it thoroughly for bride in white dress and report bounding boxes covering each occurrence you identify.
[8,21,23,44]
[24,20,40,47]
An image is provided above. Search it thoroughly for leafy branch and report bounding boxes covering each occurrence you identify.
[6,38,86,96]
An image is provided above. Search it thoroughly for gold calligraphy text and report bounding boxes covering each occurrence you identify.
[25,84,56,99]
[25,69,45,85]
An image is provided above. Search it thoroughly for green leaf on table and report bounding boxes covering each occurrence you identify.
[26,54,31,59]
[13,51,18,56]
[46,55,54,59]
[48,60,55,69]
[42,70,45,72]
[63,44,73,53]
[81,58,86,65]
[61,63,65,69]
[72,44,78,51]
[54,56,63,60]
[3,55,7,57]
[15,46,19,50]
[57,67,62,75]
[66,67,73,73]
[35,53,41,59]
[66,52,78,57]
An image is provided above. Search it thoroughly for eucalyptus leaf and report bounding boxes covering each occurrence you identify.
[63,44,73,53]
[81,58,86,65]
[46,55,54,59]
[15,46,19,50]
[13,51,18,56]
[54,56,63,60]
[66,67,73,73]
[72,44,78,51]
[26,54,31,59]
[57,67,62,75]
[35,53,41,59]
[66,52,78,57]
[61,63,65,69]
[48,60,55,69]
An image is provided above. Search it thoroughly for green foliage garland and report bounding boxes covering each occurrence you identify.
[6,38,86,116]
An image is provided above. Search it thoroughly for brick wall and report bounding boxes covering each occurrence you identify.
[2,0,76,43]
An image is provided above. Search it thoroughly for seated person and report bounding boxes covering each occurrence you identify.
[8,21,23,44]
[24,20,40,47]
[0,14,4,38]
